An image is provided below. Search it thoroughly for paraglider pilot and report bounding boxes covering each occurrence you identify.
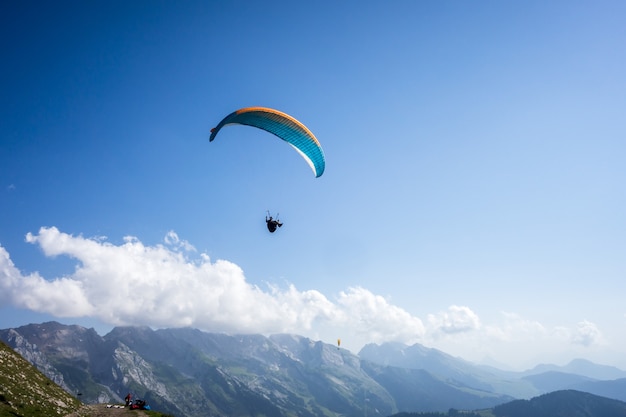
[266,214,282,233]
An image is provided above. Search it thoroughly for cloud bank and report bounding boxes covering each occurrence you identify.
[1,227,425,345]
[0,227,611,368]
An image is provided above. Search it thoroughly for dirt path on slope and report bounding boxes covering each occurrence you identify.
[64,404,150,417]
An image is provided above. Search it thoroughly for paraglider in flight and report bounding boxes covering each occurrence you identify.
[266,211,283,233]
[210,107,325,177]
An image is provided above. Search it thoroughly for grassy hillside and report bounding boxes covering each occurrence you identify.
[0,339,81,417]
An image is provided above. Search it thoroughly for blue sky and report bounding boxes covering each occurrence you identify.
[1,1,625,370]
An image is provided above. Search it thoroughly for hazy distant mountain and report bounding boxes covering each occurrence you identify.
[359,341,538,398]
[360,361,508,412]
[521,370,598,393]
[570,378,626,403]
[523,358,626,380]
[390,390,626,417]
[359,341,626,401]
[2,322,626,417]
[492,389,626,417]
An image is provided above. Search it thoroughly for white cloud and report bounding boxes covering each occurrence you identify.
[1,227,424,348]
[483,312,547,342]
[427,305,481,335]
[336,287,425,343]
[572,320,603,347]
[163,231,196,252]
[0,243,93,316]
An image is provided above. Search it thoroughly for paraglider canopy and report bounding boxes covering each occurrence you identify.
[210,107,325,177]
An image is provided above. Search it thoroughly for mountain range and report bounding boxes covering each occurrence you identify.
[2,322,626,417]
